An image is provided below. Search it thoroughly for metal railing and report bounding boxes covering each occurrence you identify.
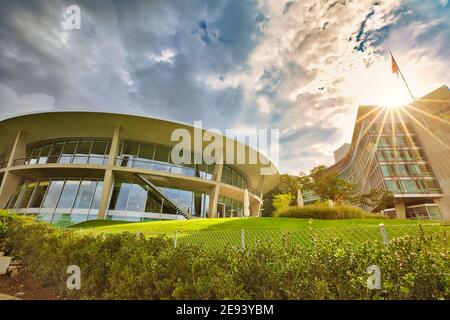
[9,154,259,195]
[13,155,109,166]
[0,161,7,169]
[115,156,215,180]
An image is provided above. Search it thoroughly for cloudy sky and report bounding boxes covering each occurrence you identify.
[0,0,448,174]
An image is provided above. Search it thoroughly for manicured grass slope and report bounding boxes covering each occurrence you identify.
[72,217,436,235]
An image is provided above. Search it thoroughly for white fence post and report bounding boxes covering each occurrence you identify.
[173,230,178,249]
[378,223,389,246]
[241,229,245,252]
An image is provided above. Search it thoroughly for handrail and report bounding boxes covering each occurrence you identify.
[9,155,260,195]
[13,155,108,166]
[115,156,215,181]
[137,174,190,219]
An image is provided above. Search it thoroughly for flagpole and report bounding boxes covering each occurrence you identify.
[390,51,428,128]
[389,51,415,100]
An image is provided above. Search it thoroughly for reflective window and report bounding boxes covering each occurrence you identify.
[91,181,103,210]
[74,180,97,209]
[57,180,79,209]
[7,183,24,209]
[154,146,171,163]
[221,165,248,189]
[25,139,111,165]
[401,180,418,192]
[127,184,148,212]
[39,144,53,164]
[89,141,109,164]
[29,180,50,208]
[60,141,78,164]
[138,144,154,161]
[73,141,92,164]
[42,180,64,208]
[121,142,139,157]
[16,181,37,208]
[8,178,104,226]
[109,182,131,210]
[48,142,64,163]
[385,180,401,193]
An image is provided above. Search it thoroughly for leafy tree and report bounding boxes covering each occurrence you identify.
[357,189,394,210]
[272,193,293,213]
[262,174,304,216]
[307,165,357,203]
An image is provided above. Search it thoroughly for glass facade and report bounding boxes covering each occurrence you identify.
[221,165,248,190]
[7,177,104,226]
[23,138,111,165]
[335,113,443,219]
[217,195,243,218]
[108,179,210,221]
[406,205,442,220]
[116,141,215,180]
[5,138,257,224]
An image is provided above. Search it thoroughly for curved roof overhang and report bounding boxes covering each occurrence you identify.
[0,111,279,193]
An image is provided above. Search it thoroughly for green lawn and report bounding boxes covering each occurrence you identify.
[69,217,445,249]
[71,217,436,234]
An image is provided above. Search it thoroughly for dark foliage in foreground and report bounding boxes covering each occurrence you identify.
[1,212,449,300]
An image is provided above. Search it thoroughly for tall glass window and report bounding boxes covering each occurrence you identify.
[385,180,401,193]
[401,180,418,193]
[42,180,64,208]
[29,180,50,208]
[57,180,79,209]
[38,144,53,164]
[91,181,103,210]
[16,181,37,208]
[60,141,78,164]
[89,141,109,164]
[73,140,92,164]
[109,182,131,210]
[74,180,97,209]
[154,146,171,163]
[47,142,64,163]
[127,184,148,212]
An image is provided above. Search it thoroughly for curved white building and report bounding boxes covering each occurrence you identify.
[0,112,279,226]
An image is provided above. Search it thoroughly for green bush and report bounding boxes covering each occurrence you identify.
[1,211,448,300]
[272,193,293,213]
[275,204,384,220]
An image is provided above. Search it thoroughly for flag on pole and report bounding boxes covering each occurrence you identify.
[390,52,399,77]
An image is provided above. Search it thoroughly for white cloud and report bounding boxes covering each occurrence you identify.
[148,48,177,65]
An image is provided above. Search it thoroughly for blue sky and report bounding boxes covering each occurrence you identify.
[0,0,448,173]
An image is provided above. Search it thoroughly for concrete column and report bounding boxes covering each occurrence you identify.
[97,169,115,220]
[0,171,22,209]
[7,130,27,167]
[254,175,266,217]
[107,126,121,166]
[208,149,224,218]
[97,126,121,220]
[395,201,407,219]
[0,131,27,209]
[256,175,266,199]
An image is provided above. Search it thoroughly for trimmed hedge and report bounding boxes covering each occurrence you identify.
[275,204,384,220]
[1,212,449,300]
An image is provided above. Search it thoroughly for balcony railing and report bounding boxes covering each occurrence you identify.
[115,156,215,181]
[13,155,108,166]
[9,155,260,195]
[0,161,7,169]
